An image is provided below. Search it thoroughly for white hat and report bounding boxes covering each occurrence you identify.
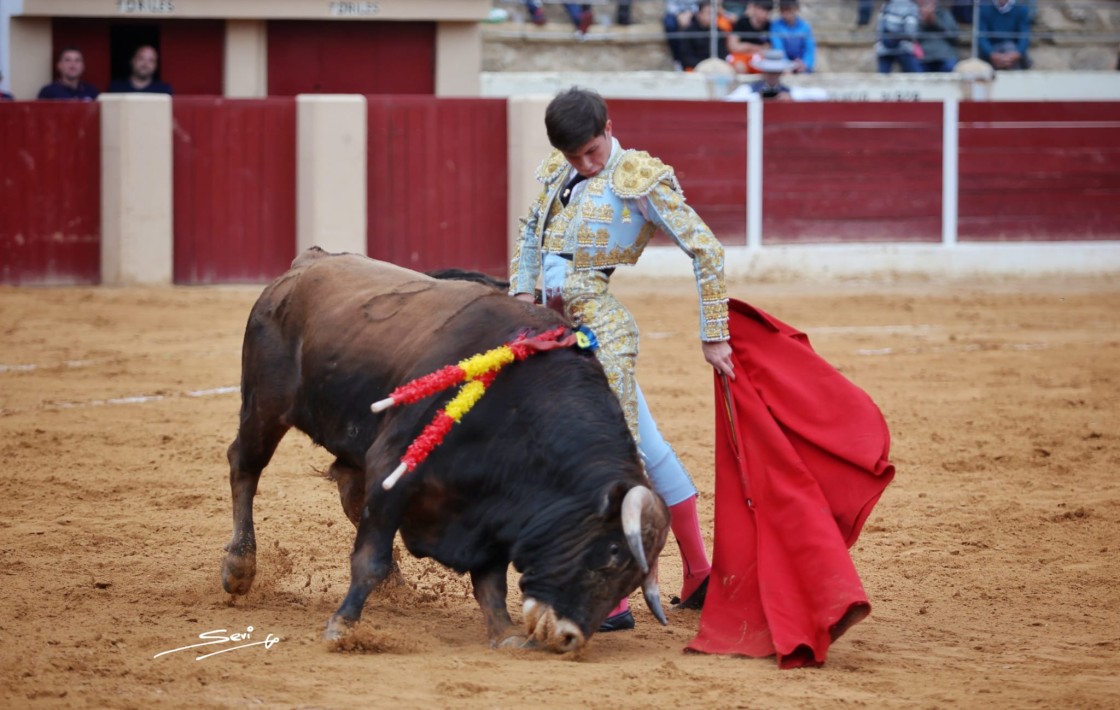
[751,49,792,74]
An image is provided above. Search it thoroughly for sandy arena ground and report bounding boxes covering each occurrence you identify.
[1,272,1118,709]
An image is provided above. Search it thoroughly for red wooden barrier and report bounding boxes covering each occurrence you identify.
[761,102,943,244]
[0,102,100,285]
[172,98,297,284]
[268,22,436,96]
[958,102,1120,242]
[366,97,509,276]
[610,99,748,245]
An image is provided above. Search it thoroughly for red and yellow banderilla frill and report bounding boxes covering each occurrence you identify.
[371,327,584,490]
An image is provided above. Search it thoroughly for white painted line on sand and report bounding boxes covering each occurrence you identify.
[856,343,1052,356]
[0,359,100,374]
[1,385,239,417]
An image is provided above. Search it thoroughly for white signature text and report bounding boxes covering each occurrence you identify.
[153,626,280,661]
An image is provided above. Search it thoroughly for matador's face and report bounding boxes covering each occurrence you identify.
[562,120,613,179]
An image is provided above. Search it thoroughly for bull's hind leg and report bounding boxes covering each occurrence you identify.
[222,330,297,596]
[222,416,290,595]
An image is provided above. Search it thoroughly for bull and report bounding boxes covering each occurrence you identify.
[221,247,670,653]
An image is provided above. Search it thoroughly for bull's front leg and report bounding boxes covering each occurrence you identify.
[471,563,523,648]
[323,504,400,640]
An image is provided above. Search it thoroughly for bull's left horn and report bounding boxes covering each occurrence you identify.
[620,486,658,575]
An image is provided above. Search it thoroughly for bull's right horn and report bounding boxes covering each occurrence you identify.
[643,558,668,626]
[620,485,658,575]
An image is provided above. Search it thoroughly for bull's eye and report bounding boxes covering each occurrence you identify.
[609,543,621,558]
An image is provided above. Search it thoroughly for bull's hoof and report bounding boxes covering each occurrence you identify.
[493,634,535,650]
[221,553,257,595]
[323,614,356,641]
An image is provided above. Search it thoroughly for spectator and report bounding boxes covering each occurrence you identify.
[857,0,874,27]
[770,0,816,73]
[727,0,773,74]
[37,47,99,100]
[524,2,594,33]
[918,0,960,72]
[679,1,728,71]
[617,0,634,25]
[950,0,973,25]
[978,0,1031,70]
[0,71,13,100]
[747,48,794,100]
[875,0,923,73]
[663,1,699,70]
[107,45,173,94]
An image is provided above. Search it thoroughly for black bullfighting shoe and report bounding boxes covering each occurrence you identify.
[670,575,709,611]
[598,609,635,632]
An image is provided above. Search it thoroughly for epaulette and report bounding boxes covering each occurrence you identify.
[535,150,569,184]
[610,150,677,198]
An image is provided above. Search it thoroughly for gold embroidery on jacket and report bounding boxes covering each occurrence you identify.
[576,224,596,247]
[536,150,569,184]
[581,202,614,224]
[610,151,675,198]
[544,233,566,253]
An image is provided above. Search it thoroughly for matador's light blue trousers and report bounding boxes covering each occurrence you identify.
[636,383,697,507]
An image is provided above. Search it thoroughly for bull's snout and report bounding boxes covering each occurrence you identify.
[522,598,585,654]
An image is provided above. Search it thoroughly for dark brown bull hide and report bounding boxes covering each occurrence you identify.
[221,248,669,653]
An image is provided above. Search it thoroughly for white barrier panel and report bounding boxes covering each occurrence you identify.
[297,95,368,256]
[506,96,552,258]
[100,94,173,286]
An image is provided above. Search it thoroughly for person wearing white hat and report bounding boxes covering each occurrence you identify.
[747,49,793,100]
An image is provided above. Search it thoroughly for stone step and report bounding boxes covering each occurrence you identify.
[483,1,1120,72]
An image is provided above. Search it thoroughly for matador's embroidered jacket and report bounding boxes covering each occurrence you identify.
[509,138,730,342]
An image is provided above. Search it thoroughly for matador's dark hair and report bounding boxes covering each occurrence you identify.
[544,87,609,154]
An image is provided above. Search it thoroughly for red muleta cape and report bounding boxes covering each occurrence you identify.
[686,300,895,668]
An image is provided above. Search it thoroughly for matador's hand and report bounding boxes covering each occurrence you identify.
[702,340,735,380]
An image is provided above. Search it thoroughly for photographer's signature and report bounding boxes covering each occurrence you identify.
[153,626,280,661]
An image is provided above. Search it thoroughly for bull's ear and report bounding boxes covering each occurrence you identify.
[597,481,629,519]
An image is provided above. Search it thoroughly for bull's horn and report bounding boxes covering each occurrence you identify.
[642,559,668,626]
[620,486,657,575]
